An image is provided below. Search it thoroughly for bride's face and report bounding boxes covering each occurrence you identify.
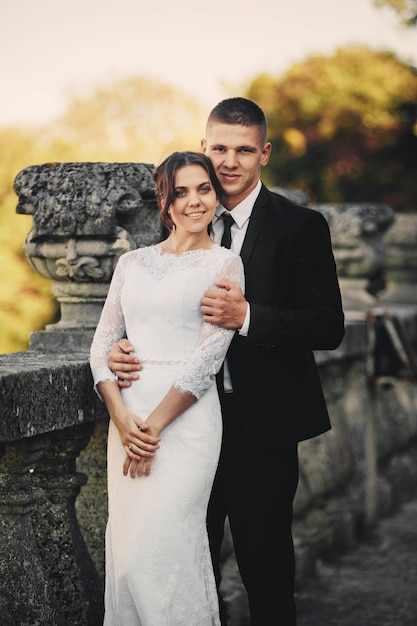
[168,165,218,234]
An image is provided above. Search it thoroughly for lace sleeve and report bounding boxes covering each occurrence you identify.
[174,254,245,399]
[89,255,127,391]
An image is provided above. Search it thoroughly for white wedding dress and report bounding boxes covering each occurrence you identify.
[90,244,244,626]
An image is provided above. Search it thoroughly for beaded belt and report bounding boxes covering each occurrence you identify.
[139,357,188,365]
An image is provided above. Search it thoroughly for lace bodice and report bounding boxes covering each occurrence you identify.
[90,244,245,399]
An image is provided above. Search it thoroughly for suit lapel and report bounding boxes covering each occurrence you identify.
[240,183,269,266]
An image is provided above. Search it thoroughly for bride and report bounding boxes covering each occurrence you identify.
[90,151,244,625]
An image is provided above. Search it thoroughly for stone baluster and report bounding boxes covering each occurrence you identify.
[0,349,107,624]
[311,203,395,317]
[0,439,60,625]
[31,424,103,626]
[379,212,417,305]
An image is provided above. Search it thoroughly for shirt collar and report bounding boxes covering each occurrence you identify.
[215,180,262,228]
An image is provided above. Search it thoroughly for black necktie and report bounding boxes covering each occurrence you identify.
[220,212,235,249]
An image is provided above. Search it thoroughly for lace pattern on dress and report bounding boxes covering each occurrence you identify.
[90,244,245,400]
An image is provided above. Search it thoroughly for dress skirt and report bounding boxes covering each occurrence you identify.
[104,360,222,626]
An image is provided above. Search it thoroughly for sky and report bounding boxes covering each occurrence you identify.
[1,0,416,127]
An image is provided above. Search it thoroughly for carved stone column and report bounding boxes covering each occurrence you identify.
[0,439,60,626]
[379,212,417,305]
[14,162,158,352]
[312,203,395,315]
[31,424,103,626]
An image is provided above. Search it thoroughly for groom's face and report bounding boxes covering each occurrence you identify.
[201,121,271,210]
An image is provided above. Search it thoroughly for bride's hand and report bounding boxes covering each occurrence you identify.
[123,454,154,478]
[122,420,161,477]
[114,411,160,459]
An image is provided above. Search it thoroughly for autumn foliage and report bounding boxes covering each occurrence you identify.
[247,46,417,211]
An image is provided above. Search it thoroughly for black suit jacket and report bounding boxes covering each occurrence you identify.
[225,184,345,447]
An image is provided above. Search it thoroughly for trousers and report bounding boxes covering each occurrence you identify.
[207,392,299,625]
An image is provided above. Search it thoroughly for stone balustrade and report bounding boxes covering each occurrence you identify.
[1,162,416,625]
[311,201,395,313]
[0,353,106,626]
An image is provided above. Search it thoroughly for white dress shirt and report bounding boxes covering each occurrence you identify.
[211,180,262,391]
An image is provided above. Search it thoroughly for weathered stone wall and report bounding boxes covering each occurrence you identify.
[2,313,416,624]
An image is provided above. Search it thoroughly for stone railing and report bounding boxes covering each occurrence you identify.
[1,162,416,625]
[0,353,106,626]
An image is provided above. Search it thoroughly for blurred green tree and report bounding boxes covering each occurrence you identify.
[246,45,417,211]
